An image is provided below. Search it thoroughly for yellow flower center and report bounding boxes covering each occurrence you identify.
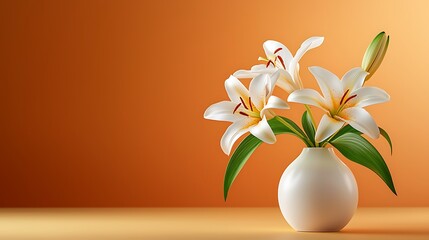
[331,89,357,117]
[233,97,260,118]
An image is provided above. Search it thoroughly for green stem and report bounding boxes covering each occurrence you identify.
[274,116,314,147]
[304,105,319,147]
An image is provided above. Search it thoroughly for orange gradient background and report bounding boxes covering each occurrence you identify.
[0,0,428,207]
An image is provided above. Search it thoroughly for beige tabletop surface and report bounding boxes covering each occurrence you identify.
[0,208,427,240]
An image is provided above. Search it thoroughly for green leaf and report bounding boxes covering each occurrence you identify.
[301,111,316,146]
[330,132,396,195]
[320,124,363,147]
[272,116,308,140]
[223,117,305,201]
[329,125,393,155]
[223,135,262,201]
[273,116,313,147]
[379,127,393,154]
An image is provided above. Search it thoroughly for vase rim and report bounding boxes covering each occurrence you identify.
[302,147,333,149]
[301,147,335,154]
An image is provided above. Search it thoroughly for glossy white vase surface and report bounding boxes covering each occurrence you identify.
[278,148,358,232]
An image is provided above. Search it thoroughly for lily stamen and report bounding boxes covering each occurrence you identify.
[339,89,350,105]
[233,97,259,117]
[260,53,286,69]
[343,94,357,105]
[336,94,358,115]
[233,103,241,114]
[266,60,275,68]
[277,55,286,69]
[249,97,253,111]
[274,47,282,54]
[240,97,248,109]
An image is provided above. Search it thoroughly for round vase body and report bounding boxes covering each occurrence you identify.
[278,148,358,232]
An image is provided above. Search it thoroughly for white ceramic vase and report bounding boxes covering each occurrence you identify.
[278,148,358,232]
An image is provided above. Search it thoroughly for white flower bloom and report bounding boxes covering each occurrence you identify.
[288,66,390,143]
[204,73,290,155]
[233,37,324,93]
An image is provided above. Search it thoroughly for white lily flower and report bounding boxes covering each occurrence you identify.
[204,73,290,155]
[288,66,390,143]
[233,37,324,93]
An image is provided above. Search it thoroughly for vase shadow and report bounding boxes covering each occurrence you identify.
[192,227,429,240]
[342,228,429,236]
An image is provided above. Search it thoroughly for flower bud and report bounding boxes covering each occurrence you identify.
[362,32,389,81]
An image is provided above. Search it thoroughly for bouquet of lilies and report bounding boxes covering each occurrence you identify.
[204,32,396,200]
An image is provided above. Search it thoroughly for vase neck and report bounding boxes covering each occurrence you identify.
[298,147,336,160]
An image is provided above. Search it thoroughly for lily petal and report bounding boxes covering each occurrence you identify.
[315,114,345,143]
[251,64,276,72]
[221,118,256,155]
[225,75,249,103]
[292,63,303,89]
[249,116,276,144]
[233,64,276,79]
[276,69,299,93]
[233,70,258,79]
[289,37,324,85]
[341,67,369,92]
[249,74,270,110]
[288,89,327,110]
[263,40,293,67]
[260,96,290,118]
[351,86,390,108]
[338,107,380,139]
[308,66,343,107]
[267,71,280,96]
[294,37,325,64]
[204,101,244,122]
